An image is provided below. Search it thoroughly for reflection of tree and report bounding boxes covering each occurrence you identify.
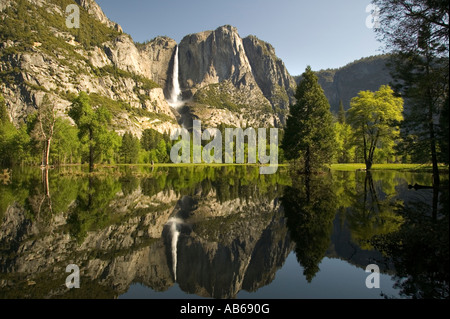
[346,172,404,250]
[119,173,140,196]
[282,174,337,282]
[16,168,81,224]
[139,166,287,204]
[25,168,53,222]
[67,176,121,243]
[370,183,449,299]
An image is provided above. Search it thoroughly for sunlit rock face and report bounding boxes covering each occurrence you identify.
[176,25,296,128]
[178,25,254,90]
[3,0,298,131]
[243,36,296,116]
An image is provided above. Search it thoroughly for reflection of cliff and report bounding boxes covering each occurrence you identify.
[0,187,179,298]
[326,216,395,274]
[171,195,292,299]
[0,173,290,299]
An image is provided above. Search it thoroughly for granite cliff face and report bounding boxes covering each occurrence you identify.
[0,0,180,137]
[1,0,297,133]
[104,34,177,90]
[243,36,296,114]
[178,25,254,92]
[177,25,296,128]
[1,0,394,134]
[295,55,393,113]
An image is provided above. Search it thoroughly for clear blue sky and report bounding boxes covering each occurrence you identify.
[96,0,382,76]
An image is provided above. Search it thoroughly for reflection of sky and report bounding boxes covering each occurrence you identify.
[238,255,402,299]
[120,254,402,299]
[120,283,207,300]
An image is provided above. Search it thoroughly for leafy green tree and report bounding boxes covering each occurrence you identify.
[0,94,15,167]
[120,132,140,164]
[68,92,112,172]
[0,94,31,167]
[334,121,355,163]
[50,118,80,165]
[373,0,449,187]
[0,94,8,122]
[102,131,122,164]
[10,125,31,165]
[347,85,403,170]
[148,150,158,164]
[281,66,335,174]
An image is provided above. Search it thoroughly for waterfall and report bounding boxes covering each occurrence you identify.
[167,217,182,281]
[167,46,184,108]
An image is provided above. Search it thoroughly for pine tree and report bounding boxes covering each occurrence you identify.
[373,0,449,187]
[69,92,112,172]
[120,132,140,164]
[281,66,335,174]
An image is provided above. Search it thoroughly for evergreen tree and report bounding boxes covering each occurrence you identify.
[0,94,14,166]
[68,92,112,172]
[120,132,140,164]
[156,139,169,163]
[51,118,81,165]
[373,0,449,187]
[281,66,335,174]
[438,96,449,164]
[141,129,158,151]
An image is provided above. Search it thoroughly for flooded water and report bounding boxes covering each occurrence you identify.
[0,166,448,299]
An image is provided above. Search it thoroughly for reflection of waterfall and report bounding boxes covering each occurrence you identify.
[167,46,184,109]
[167,217,182,281]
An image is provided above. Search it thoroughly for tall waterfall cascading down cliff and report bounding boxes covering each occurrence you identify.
[167,46,184,108]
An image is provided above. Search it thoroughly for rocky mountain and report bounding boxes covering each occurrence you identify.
[295,55,393,114]
[1,0,297,135]
[170,25,296,129]
[0,0,182,138]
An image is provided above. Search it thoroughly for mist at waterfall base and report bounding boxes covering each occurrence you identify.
[167,46,184,109]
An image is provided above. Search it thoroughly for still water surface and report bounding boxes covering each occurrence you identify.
[0,166,448,299]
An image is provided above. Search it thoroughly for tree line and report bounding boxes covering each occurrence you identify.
[1,91,281,171]
[282,0,449,185]
[281,67,406,172]
[0,92,174,170]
